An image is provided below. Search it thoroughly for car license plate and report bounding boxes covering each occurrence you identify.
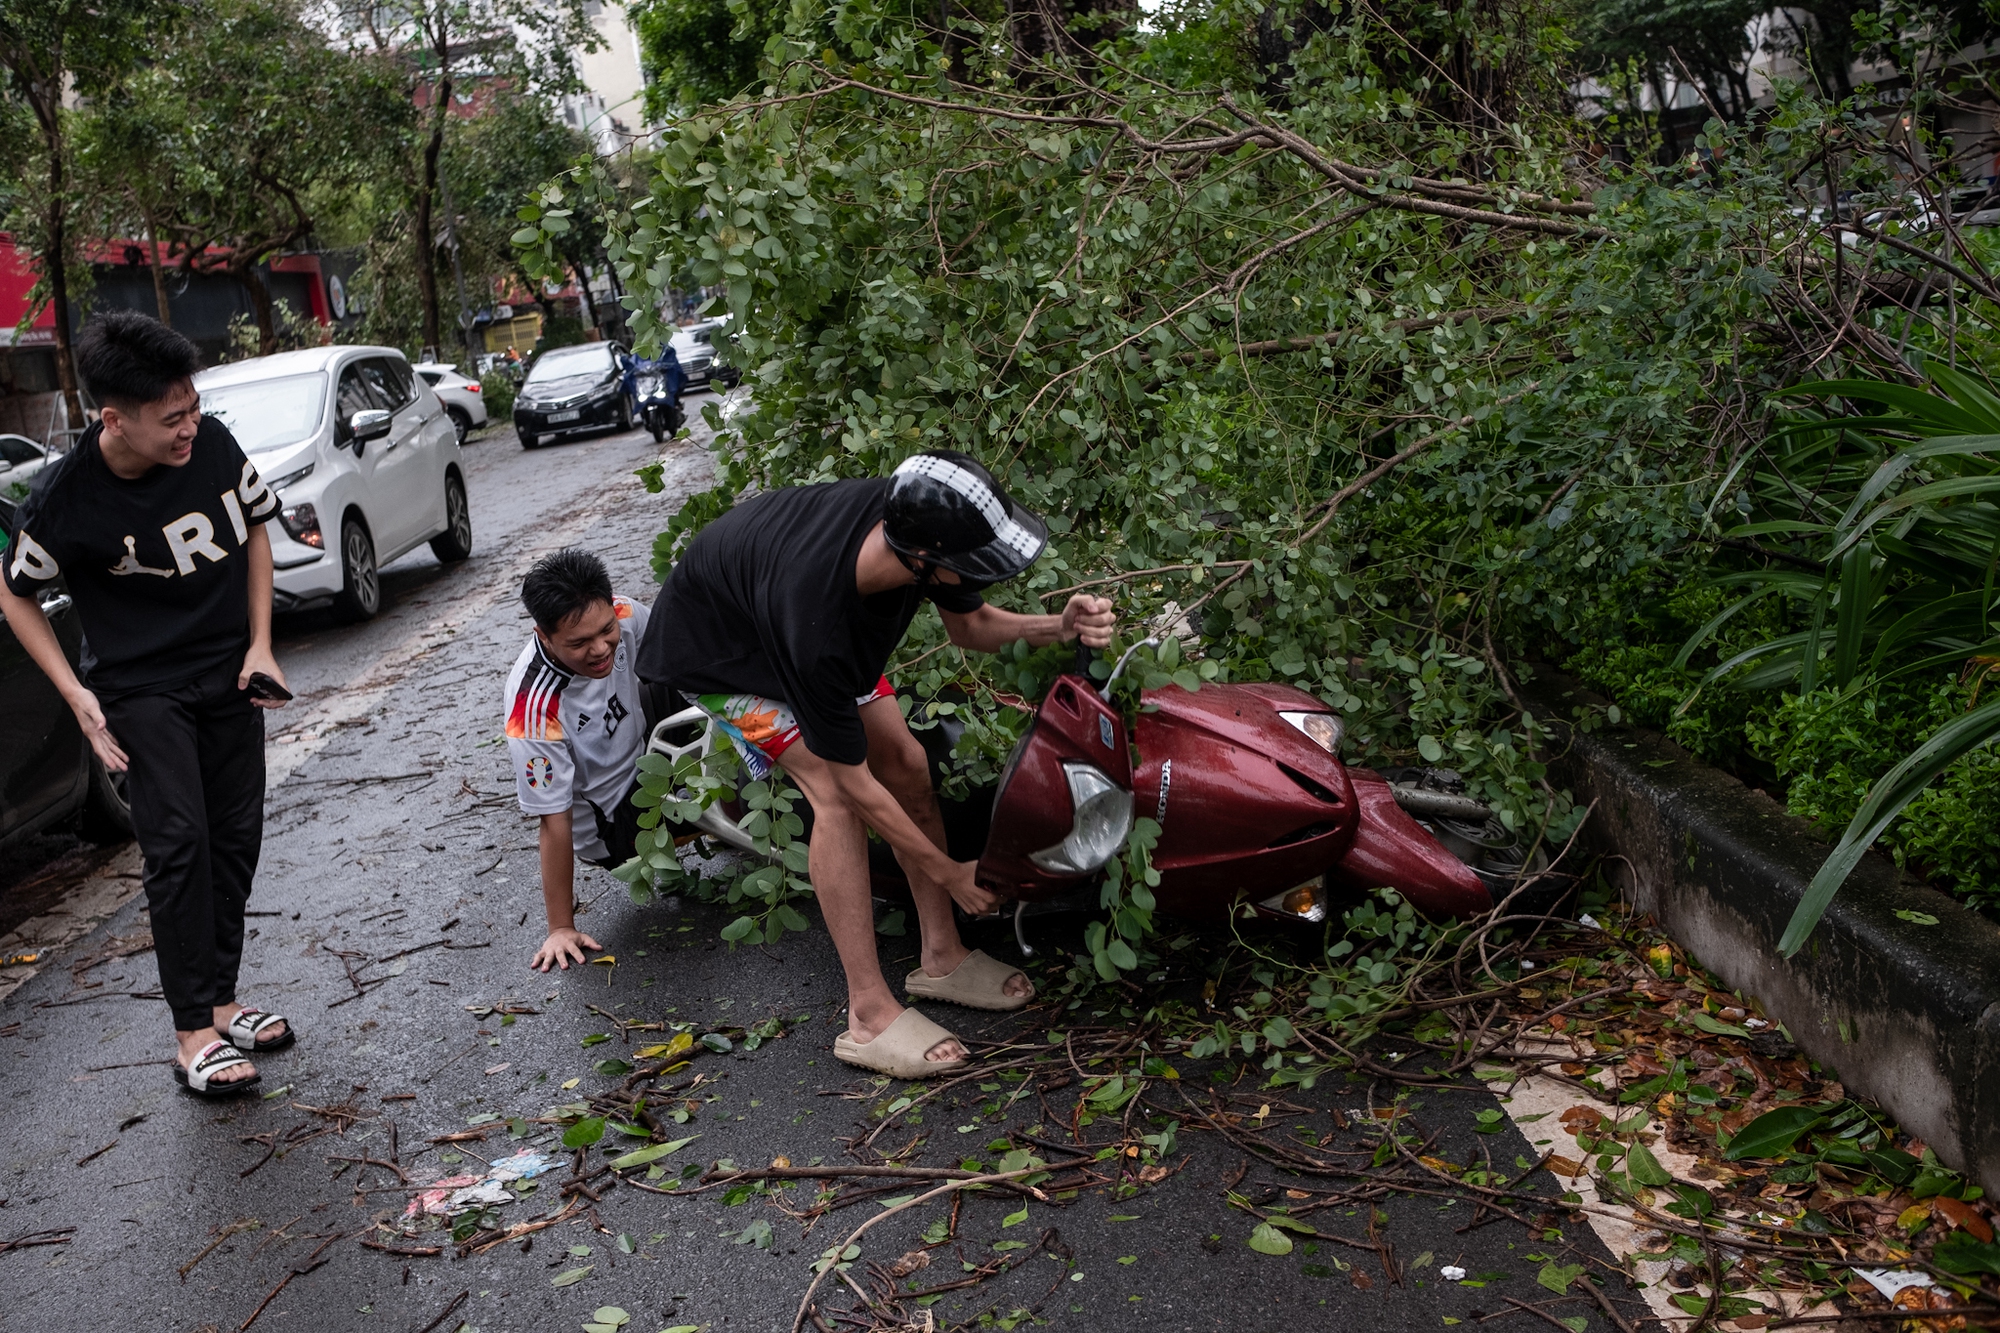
[549,410,580,423]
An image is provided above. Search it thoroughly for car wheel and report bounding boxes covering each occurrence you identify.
[79,751,133,843]
[429,470,473,563]
[446,406,471,446]
[333,517,380,621]
[617,394,634,432]
[519,429,538,450]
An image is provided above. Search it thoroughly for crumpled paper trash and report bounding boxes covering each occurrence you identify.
[403,1150,561,1219]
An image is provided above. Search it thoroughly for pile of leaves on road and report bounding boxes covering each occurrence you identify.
[305,876,2000,1331]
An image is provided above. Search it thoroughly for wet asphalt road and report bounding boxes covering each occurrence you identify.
[0,404,1637,1332]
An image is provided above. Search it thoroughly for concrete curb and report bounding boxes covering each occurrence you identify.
[1525,672,2000,1196]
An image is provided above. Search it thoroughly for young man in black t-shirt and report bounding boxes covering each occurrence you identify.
[0,312,293,1097]
[639,451,1114,1079]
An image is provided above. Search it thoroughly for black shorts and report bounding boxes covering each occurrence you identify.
[585,778,643,870]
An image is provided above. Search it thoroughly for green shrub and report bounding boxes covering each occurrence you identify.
[480,373,517,424]
[1754,677,2000,915]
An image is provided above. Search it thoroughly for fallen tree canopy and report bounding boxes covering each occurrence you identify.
[516,0,1978,961]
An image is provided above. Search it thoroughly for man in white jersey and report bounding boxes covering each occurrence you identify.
[504,548,650,971]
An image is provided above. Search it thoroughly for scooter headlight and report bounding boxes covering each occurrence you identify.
[1279,711,1343,753]
[1028,762,1134,874]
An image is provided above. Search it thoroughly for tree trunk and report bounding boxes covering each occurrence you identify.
[413,32,453,355]
[571,260,600,332]
[27,72,83,434]
[515,264,559,345]
[144,209,171,327]
[243,264,277,355]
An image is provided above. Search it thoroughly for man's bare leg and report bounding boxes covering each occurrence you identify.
[775,743,967,1063]
[858,697,1030,998]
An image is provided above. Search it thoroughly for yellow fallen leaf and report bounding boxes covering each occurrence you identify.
[1254,1104,1271,1123]
[562,1077,580,1090]
[635,1032,695,1061]
[771,1155,792,1169]
[590,955,616,966]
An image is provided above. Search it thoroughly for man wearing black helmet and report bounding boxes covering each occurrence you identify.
[637,451,1114,1078]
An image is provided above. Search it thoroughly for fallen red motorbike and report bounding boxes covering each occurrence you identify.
[649,640,1554,951]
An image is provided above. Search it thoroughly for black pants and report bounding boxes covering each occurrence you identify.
[102,660,265,1031]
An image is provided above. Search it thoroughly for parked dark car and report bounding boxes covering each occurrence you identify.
[668,319,742,389]
[0,494,133,853]
[512,342,635,450]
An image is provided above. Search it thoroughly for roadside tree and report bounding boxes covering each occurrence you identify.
[117,0,411,355]
[326,0,602,355]
[0,0,172,425]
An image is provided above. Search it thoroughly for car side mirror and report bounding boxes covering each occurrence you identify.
[350,408,392,445]
[0,459,12,474]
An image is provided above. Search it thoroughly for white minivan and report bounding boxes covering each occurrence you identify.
[194,345,473,620]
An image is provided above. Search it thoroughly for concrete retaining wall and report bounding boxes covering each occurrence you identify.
[1526,674,2000,1195]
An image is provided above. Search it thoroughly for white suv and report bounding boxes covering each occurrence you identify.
[413,362,489,444]
[194,346,472,620]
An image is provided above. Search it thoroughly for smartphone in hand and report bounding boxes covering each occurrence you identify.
[245,671,293,702]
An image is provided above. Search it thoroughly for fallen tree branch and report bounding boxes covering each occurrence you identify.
[1172,306,1518,363]
[790,1167,1051,1333]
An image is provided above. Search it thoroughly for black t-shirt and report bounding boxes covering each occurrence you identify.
[637,478,985,765]
[1,417,279,697]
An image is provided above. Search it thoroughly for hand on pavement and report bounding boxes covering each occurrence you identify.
[1061,594,1116,649]
[531,927,603,972]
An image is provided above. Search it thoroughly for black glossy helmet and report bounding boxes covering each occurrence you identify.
[883,450,1048,583]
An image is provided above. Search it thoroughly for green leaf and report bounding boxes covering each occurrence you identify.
[1686,1012,1750,1039]
[1935,1229,2000,1277]
[1001,1207,1028,1228]
[1247,1222,1294,1256]
[1537,1261,1586,1294]
[563,1117,607,1149]
[595,1058,634,1076]
[1626,1143,1673,1187]
[1783,695,2000,955]
[550,1265,593,1287]
[702,1032,734,1054]
[1723,1106,1830,1161]
[609,1135,701,1169]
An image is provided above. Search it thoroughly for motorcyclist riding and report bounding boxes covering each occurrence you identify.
[623,346,685,442]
